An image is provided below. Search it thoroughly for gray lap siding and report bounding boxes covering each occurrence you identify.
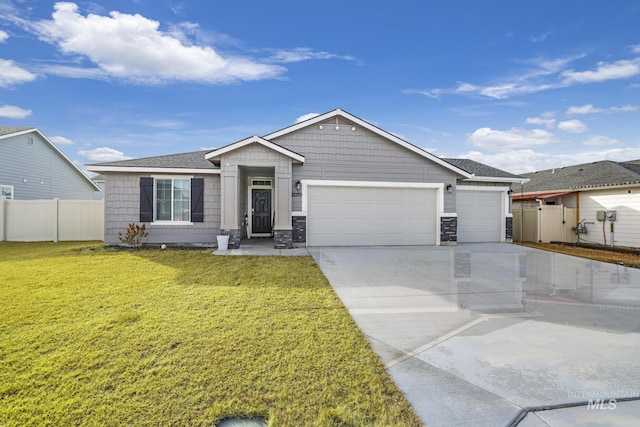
[103,172,220,245]
[274,125,457,212]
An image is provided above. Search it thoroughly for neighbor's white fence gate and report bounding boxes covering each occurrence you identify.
[512,205,576,244]
[0,199,104,242]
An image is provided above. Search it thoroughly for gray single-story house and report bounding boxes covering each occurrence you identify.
[0,126,100,200]
[513,159,640,248]
[86,109,525,248]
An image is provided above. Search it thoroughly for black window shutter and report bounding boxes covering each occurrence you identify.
[191,178,204,222]
[140,177,154,222]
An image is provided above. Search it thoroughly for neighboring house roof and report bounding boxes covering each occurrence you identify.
[0,126,101,191]
[442,158,527,183]
[87,149,220,174]
[0,126,33,136]
[520,160,640,193]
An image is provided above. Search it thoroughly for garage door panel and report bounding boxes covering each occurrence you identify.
[307,185,437,246]
[457,190,503,243]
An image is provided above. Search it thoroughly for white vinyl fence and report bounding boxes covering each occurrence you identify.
[512,205,576,244]
[0,199,104,242]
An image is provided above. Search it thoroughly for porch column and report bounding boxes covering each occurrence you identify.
[220,166,241,248]
[273,170,293,249]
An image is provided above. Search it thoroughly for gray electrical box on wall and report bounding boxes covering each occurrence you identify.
[596,210,606,221]
[606,211,617,221]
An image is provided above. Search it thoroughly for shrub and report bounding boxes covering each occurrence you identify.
[118,223,148,247]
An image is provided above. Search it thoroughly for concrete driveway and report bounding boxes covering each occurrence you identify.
[309,244,640,426]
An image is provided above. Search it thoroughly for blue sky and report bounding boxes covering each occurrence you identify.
[1,1,639,174]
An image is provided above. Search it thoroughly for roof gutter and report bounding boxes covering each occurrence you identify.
[85,165,221,174]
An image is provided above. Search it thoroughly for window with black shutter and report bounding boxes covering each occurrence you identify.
[140,177,203,222]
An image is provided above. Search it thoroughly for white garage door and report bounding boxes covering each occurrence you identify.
[307,185,437,246]
[457,189,503,242]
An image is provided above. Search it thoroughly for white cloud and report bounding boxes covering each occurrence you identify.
[295,113,320,123]
[582,135,619,146]
[0,104,32,118]
[0,58,37,87]
[526,112,556,128]
[0,30,8,43]
[631,44,640,54]
[50,135,73,145]
[567,103,639,114]
[78,147,131,162]
[530,31,551,43]
[30,2,285,84]
[413,52,640,100]
[450,54,580,99]
[265,48,355,64]
[456,147,640,174]
[562,59,640,84]
[566,104,602,115]
[467,127,555,149]
[610,104,639,112]
[557,119,587,133]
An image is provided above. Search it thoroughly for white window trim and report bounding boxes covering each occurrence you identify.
[152,176,193,224]
[0,185,14,199]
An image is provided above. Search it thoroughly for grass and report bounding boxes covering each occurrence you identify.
[517,242,640,268]
[0,242,421,427]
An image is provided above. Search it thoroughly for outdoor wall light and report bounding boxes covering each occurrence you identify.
[295,180,301,191]
[507,188,514,195]
[446,184,453,193]
[351,126,356,131]
[318,125,323,130]
[335,125,340,130]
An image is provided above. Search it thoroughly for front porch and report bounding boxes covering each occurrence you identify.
[206,137,305,250]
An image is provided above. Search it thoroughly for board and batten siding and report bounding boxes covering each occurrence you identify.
[0,131,97,200]
[272,123,457,212]
[103,173,221,245]
[579,188,640,248]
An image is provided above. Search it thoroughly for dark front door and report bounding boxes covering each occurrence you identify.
[252,189,272,234]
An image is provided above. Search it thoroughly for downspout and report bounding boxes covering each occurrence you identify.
[536,198,543,243]
[575,191,580,231]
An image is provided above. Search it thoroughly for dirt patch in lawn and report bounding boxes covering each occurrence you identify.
[517,242,640,268]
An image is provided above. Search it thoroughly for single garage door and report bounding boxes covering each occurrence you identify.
[307,185,437,246]
[457,189,503,242]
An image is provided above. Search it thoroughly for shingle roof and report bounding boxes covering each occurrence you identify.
[442,158,523,179]
[0,126,35,137]
[521,160,640,192]
[88,149,218,169]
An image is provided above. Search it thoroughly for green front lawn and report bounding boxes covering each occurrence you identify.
[0,242,421,426]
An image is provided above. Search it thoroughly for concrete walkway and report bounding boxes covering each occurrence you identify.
[212,238,311,256]
[309,244,640,426]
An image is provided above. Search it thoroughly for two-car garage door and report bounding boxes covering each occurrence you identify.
[307,184,437,246]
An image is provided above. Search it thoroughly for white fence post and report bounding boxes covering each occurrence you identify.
[53,198,59,243]
[0,198,5,242]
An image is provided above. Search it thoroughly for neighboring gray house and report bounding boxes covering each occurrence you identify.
[0,126,100,200]
[86,109,525,248]
[513,159,640,248]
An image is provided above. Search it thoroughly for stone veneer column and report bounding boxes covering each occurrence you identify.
[440,216,457,245]
[221,229,241,249]
[274,230,293,249]
[505,216,513,243]
[292,215,306,245]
